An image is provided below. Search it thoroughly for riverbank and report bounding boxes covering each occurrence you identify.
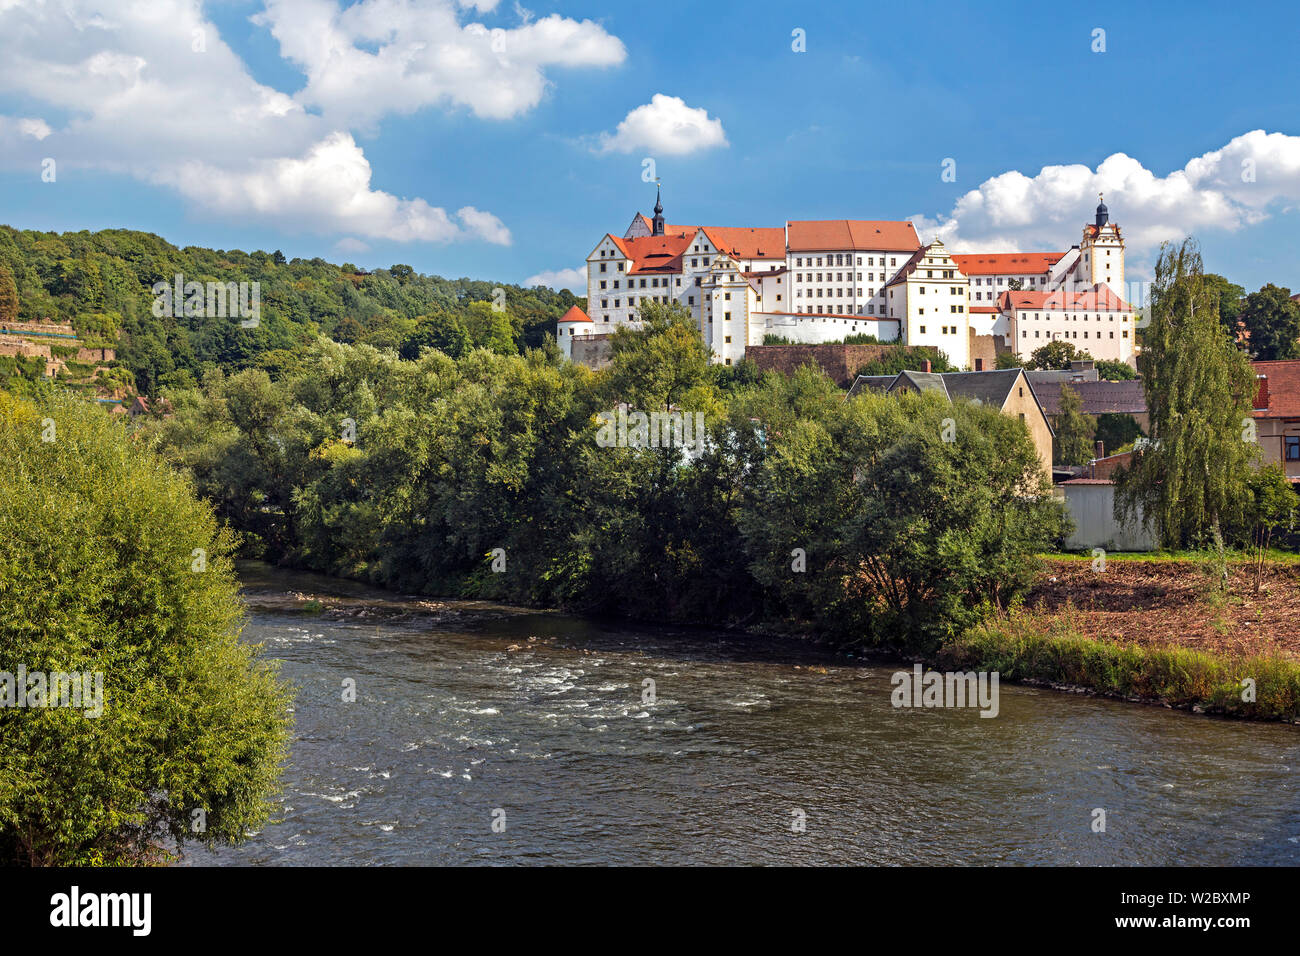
[930,556,1300,722]
[235,556,1300,724]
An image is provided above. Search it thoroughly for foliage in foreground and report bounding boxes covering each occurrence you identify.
[0,391,293,865]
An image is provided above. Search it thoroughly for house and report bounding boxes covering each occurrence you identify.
[1252,360,1300,481]
[1030,374,1149,432]
[846,365,1054,479]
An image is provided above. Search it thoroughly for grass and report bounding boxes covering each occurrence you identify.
[937,611,1300,721]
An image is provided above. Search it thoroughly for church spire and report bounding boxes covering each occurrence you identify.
[651,184,664,236]
[1095,192,1109,229]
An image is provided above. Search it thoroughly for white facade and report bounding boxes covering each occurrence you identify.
[569,198,1133,370]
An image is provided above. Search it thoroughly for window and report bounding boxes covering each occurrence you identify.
[724,292,731,300]
[601,299,608,308]
[599,263,606,273]
[724,311,732,321]
[724,335,732,344]
[600,280,607,290]
[919,325,926,334]
[1286,436,1300,461]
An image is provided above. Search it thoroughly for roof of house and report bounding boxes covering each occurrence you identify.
[892,369,951,397]
[786,219,922,253]
[997,283,1133,312]
[1034,379,1147,416]
[1252,359,1300,419]
[940,368,1027,407]
[701,226,786,260]
[845,367,1052,432]
[558,305,591,324]
[951,252,1065,276]
[846,375,903,398]
[1025,367,1101,386]
[608,233,694,274]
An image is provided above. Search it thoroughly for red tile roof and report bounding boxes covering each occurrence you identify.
[997,283,1133,312]
[608,233,694,274]
[787,220,921,253]
[558,305,591,324]
[969,306,1000,314]
[701,226,786,260]
[1252,359,1300,419]
[951,252,1064,275]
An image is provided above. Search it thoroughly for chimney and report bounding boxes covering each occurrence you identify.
[974,357,984,371]
[1095,440,1105,460]
[1255,374,1269,411]
[922,359,932,373]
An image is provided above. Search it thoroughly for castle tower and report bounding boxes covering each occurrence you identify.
[651,185,665,237]
[1078,193,1125,293]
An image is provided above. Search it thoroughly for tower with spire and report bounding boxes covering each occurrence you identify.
[651,184,665,237]
[1078,192,1124,294]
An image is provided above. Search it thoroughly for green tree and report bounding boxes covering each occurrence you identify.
[1239,283,1300,360]
[1094,359,1136,380]
[0,264,17,324]
[995,352,1026,369]
[854,345,953,378]
[1053,385,1098,466]
[1202,273,1245,337]
[1094,412,1143,455]
[1115,239,1258,548]
[1025,340,1089,370]
[0,391,292,864]
[1239,466,1296,593]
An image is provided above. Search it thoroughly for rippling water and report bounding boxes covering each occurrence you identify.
[187,564,1300,866]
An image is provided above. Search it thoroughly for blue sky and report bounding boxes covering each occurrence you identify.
[1,0,1297,295]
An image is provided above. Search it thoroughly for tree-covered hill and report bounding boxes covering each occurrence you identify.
[0,225,583,395]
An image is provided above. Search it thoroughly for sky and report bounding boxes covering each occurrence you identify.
[1,0,1298,297]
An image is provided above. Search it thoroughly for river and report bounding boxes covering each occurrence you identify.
[186,564,1300,866]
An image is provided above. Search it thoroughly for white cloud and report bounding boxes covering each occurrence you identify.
[523,266,584,291]
[334,237,371,254]
[596,94,728,156]
[155,132,511,244]
[254,0,626,125]
[0,0,621,245]
[911,130,1300,263]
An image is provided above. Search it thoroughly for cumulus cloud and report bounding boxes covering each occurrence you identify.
[154,133,513,244]
[0,0,620,244]
[254,0,626,125]
[596,94,728,156]
[523,266,585,291]
[911,130,1300,263]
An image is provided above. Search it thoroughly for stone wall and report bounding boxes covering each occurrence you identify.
[745,343,938,387]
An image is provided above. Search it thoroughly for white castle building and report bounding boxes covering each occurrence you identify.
[558,189,1136,370]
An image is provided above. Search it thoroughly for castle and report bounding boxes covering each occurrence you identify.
[559,189,1137,370]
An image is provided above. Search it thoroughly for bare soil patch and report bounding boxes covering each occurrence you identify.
[1025,559,1300,659]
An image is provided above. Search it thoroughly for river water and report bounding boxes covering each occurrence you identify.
[188,564,1300,866]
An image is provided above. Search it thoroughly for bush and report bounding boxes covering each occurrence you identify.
[0,391,292,864]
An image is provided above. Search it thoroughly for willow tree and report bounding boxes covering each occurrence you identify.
[1115,239,1257,548]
